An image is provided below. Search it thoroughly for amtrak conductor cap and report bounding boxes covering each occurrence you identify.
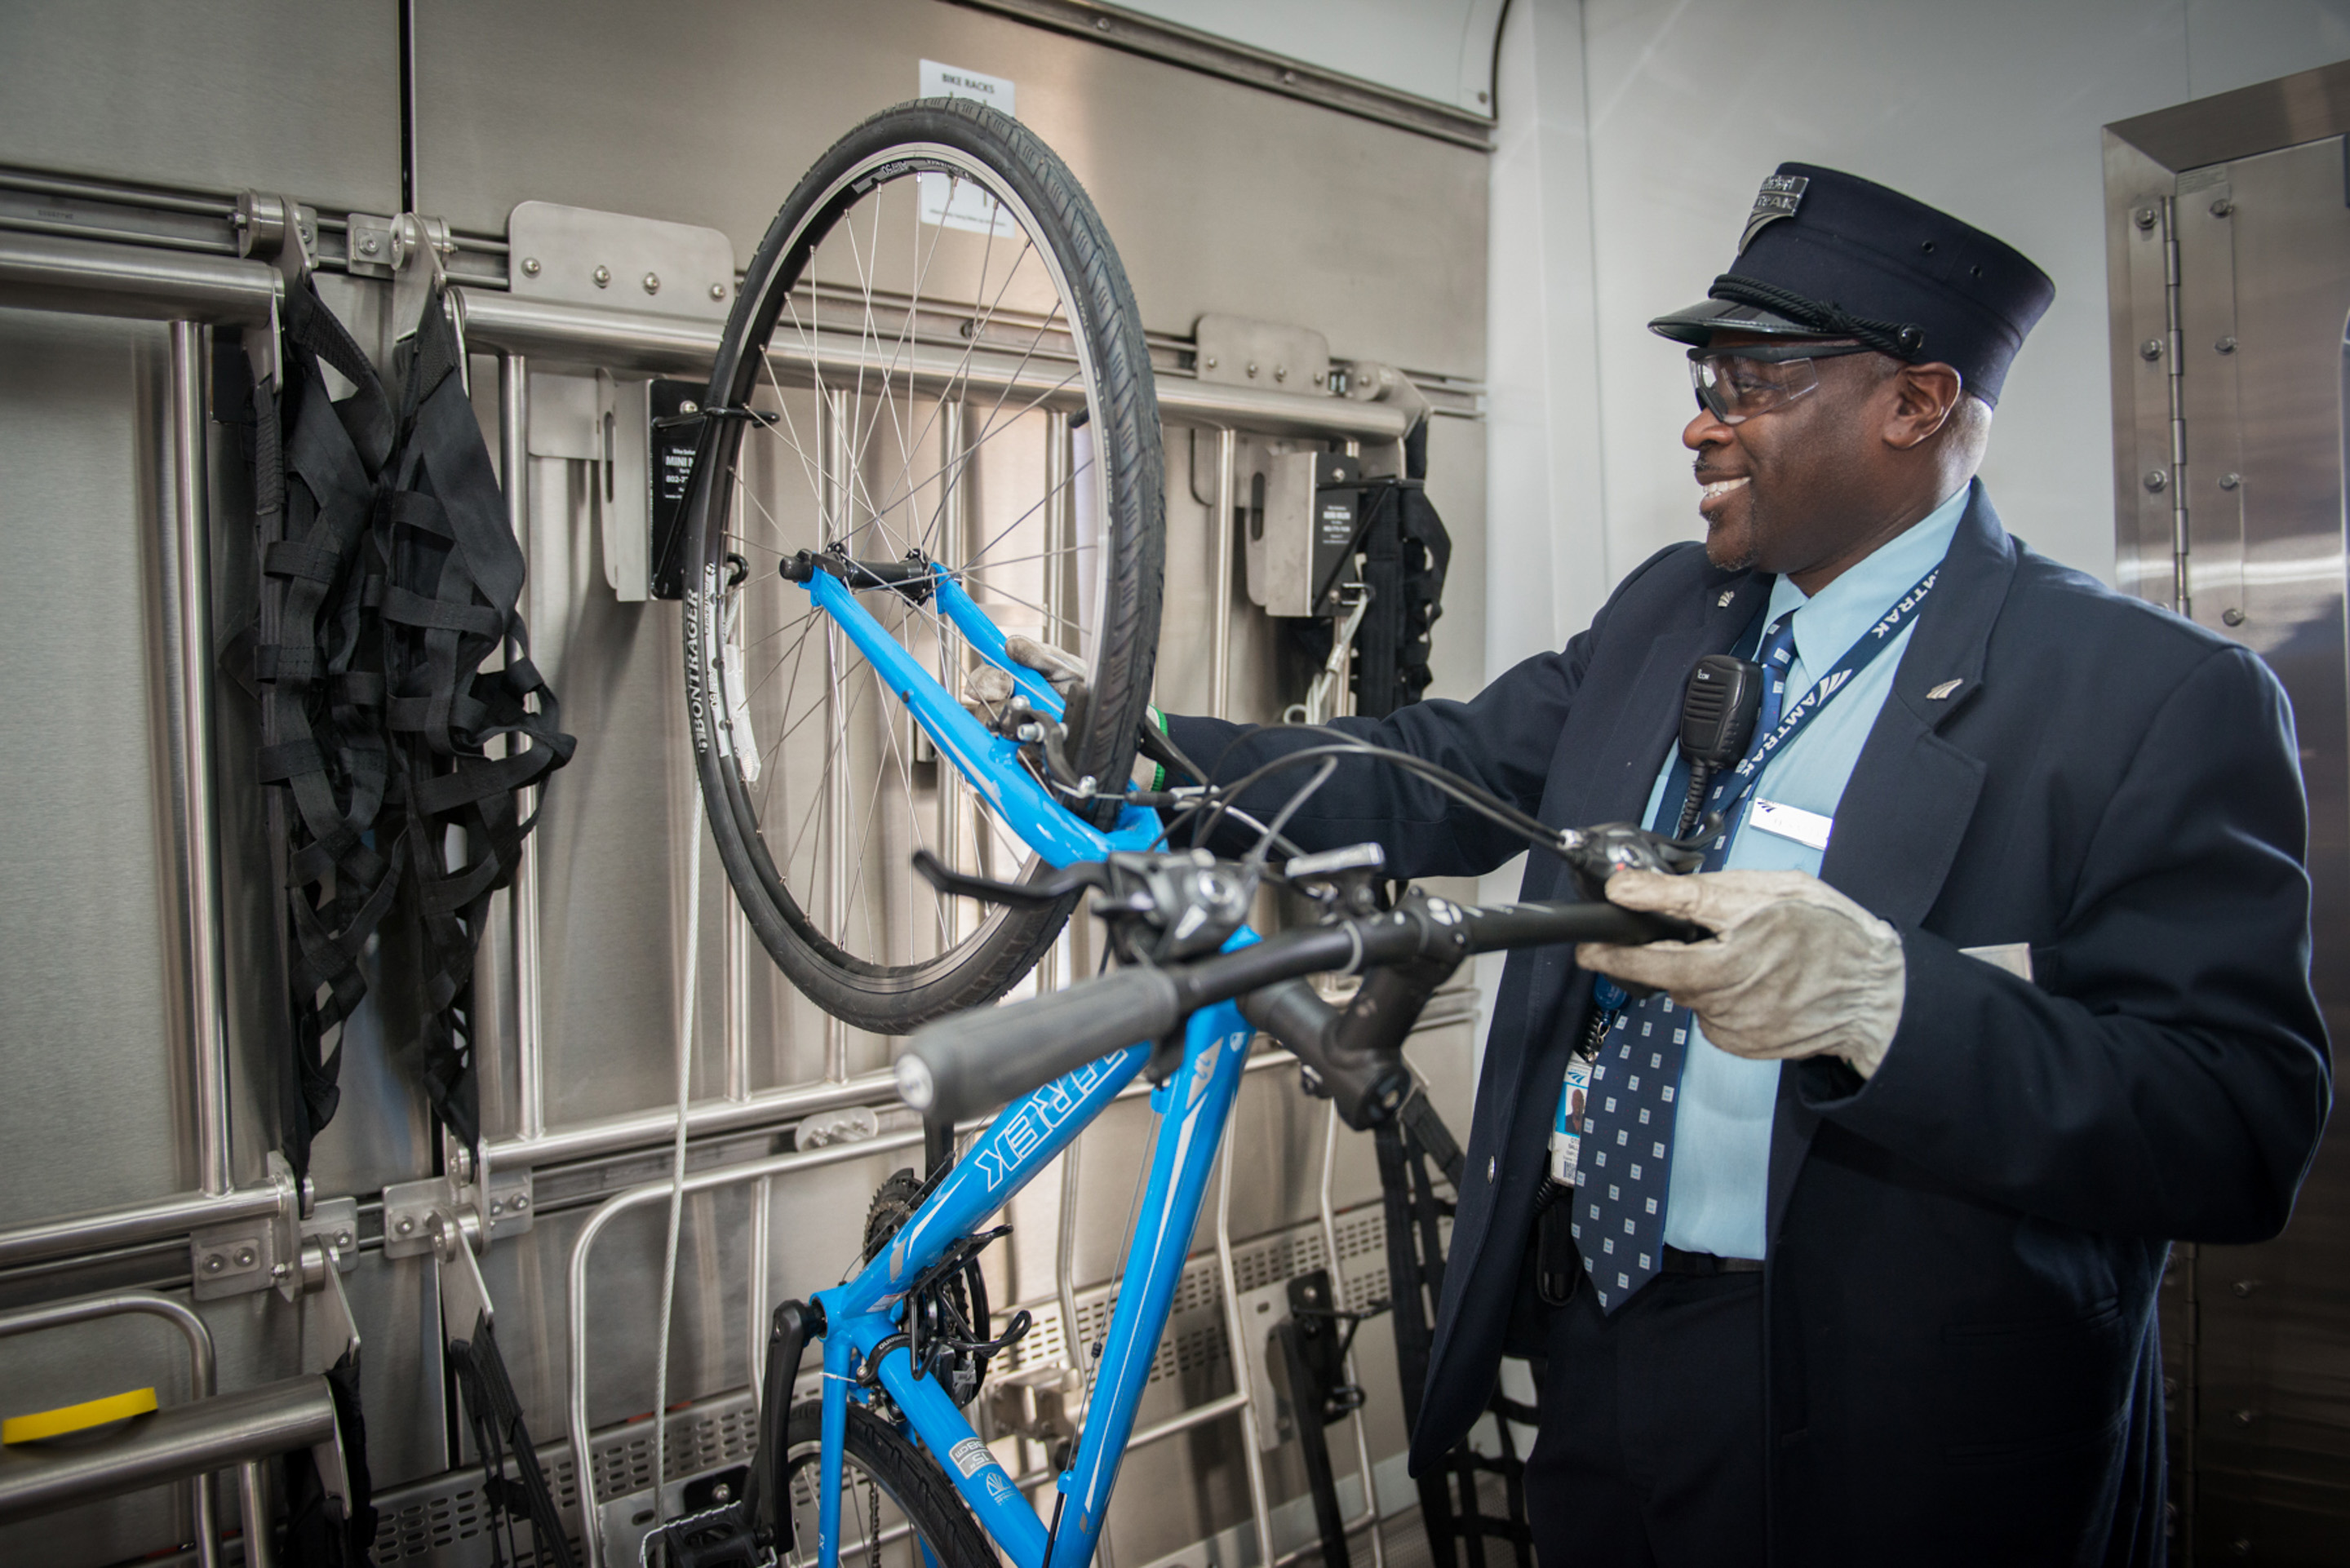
[1649,163,2056,405]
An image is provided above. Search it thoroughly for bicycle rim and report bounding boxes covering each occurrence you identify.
[685,99,1163,1033]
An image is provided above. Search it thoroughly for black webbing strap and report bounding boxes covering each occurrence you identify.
[380,282,574,1150]
[251,277,402,1182]
[1375,1109,1536,1568]
[448,1313,580,1568]
[280,1349,379,1566]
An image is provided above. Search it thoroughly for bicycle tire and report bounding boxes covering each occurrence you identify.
[774,1400,995,1568]
[685,97,1164,1033]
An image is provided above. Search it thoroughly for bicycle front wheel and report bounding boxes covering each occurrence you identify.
[684,98,1164,1032]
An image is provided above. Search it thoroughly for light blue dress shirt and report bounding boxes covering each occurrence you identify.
[1647,485,1970,1260]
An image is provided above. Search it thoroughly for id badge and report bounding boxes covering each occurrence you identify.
[1550,1056,1593,1186]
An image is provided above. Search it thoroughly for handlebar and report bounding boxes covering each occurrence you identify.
[895,895,1684,1124]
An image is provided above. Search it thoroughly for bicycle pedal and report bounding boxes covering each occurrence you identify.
[641,1499,769,1568]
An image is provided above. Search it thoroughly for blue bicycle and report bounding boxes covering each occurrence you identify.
[675,99,1687,1568]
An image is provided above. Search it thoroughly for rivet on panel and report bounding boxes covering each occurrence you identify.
[2139,339,2164,361]
[2210,197,2234,217]
[592,265,611,288]
[643,272,662,295]
[2134,206,2158,231]
[2219,472,2241,490]
[2223,607,2246,627]
[521,256,541,277]
[711,282,727,300]
[2216,336,2237,354]
[2143,470,2167,494]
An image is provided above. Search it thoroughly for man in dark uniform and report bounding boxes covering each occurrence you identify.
[1156,167,2331,1563]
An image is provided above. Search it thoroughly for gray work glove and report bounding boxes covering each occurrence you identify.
[1575,868,1906,1079]
[962,635,1087,717]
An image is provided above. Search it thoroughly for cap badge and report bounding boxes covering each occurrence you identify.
[1739,173,1809,255]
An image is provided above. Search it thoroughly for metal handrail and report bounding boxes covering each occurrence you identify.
[0,1375,332,1531]
[0,229,1413,442]
[564,1128,926,1568]
[0,1291,262,1566]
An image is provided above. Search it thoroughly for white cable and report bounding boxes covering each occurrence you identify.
[652,789,706,1532]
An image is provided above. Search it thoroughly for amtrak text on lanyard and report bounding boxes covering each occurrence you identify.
[1717,565,1940,831]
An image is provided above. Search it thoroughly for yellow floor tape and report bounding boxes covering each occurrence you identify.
[3,1387,157,1444]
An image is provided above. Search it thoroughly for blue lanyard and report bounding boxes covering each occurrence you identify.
[1696,562,1940,861]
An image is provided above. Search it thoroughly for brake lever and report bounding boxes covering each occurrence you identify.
[1558,817,1718,944]
[911,848,1108,908]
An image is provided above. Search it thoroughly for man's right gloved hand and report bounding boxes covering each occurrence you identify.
[962,635,1087,720]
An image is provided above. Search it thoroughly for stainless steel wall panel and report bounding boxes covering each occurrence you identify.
[511,458,729,1131]
[410,0,1488,378]
[0,0,401,213]
[336,1249,449,1492]
[2106,64,2350,1561]
[2174,134,2350,1562]
[0,308,191,1225]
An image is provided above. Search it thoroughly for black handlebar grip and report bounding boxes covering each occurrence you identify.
[896,967,1184,1123]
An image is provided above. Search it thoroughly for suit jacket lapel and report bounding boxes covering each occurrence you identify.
[1767,481,2020,1241]
[1563,571,1772,834]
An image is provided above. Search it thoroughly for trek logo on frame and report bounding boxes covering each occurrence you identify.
[975,1055,1118,1193]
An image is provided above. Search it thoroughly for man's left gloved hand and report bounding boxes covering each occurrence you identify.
[1575,868,1906,1079]
[962,635,1087,718]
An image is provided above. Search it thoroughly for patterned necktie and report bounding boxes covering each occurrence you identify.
[1572,613,1797,1313]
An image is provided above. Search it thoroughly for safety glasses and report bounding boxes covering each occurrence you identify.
[1689,340,1876,424]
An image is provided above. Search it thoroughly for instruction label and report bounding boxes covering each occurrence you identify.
[918,60,1021,237]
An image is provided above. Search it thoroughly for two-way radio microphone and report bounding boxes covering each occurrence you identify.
[1674,653,1767,838]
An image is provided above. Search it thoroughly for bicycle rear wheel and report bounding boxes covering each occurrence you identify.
[685,98,1164,1032]
[774,1402,995,1568]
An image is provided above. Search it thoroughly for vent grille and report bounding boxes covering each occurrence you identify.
[1004,1203,1396,1389]
[370,1391,759,1566]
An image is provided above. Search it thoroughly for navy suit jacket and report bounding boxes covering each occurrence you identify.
[1167,485,2330,1564]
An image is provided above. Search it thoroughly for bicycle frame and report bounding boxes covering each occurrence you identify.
[789,564,1258,1568]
